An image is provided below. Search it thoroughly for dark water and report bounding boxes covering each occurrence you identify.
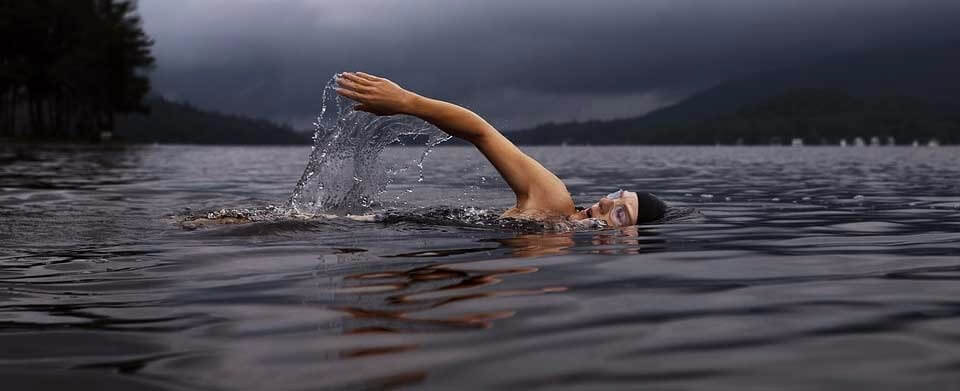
[1,144,959,390]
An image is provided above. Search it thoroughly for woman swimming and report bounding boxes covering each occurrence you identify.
[335,72,666,227]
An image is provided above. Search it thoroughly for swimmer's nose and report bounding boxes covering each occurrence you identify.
[599,197,614,214]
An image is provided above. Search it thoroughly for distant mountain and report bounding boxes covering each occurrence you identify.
[115,97,310,145]
[509,43,960,145]
[661,89,956,144]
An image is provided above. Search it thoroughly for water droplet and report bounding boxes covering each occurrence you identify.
[853,195,865,200]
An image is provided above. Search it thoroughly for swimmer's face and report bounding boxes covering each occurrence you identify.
[572,190,640,227]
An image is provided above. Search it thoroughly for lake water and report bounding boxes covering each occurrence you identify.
[1,144,959,390]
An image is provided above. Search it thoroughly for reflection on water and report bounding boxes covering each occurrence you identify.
[320,234,583,335]
[327,229,664,337]
[493,233,576,257]
[1,145,960,390]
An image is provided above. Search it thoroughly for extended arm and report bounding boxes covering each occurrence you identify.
[336,72,575,215]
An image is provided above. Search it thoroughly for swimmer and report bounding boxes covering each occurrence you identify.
[336,72,666,227]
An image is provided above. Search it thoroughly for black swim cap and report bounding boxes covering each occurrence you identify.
[634,192,667,224]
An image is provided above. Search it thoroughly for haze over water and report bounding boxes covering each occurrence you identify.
[1,144,960,390]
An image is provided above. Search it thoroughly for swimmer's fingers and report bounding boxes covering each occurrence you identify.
[356,72,384,82]
[336,71,408,116]
[335,80,376,103]
[335,77,372,94]
[339,72,373,86]
[335,87,365,101]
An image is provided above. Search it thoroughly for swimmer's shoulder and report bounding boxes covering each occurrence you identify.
[507,185,576,221]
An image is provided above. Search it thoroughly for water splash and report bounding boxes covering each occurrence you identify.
[289,75,452,215]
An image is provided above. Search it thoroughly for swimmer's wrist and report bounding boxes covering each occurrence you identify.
[401,93,427,116]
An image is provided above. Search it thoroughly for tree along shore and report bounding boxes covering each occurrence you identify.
[0,0,154,141]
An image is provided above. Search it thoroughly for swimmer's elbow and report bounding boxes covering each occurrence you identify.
[408,96,495,143]
[463,126,494,144]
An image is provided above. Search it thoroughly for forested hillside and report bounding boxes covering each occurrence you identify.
[508,43,960,145]
[116,98,309,145]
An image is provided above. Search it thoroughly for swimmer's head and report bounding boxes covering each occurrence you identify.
[570,190,666,227]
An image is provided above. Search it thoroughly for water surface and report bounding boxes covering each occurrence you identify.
[2,145,959,390]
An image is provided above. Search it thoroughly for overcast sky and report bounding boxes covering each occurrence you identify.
[139,0,960,129]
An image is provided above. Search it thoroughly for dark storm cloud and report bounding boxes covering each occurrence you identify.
[139,0,960,128]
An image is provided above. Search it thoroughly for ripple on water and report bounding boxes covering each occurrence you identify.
[825,221,911,233]
[1,145,960,390]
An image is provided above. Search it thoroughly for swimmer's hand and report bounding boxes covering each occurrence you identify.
[335,72,417,116]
